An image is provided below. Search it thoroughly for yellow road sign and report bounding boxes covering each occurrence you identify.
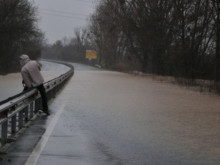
[86,50,97,59]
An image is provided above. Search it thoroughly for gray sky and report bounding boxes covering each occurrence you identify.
[32,0,98,44]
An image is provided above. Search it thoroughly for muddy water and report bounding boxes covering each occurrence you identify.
[60,68,220,165]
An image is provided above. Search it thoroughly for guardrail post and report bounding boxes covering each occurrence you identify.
[1,120,8,145]
[35,98,41,113]
[24,106,28,122]
[11,115,17,134]
[30,102,34,118]
[18,110,23,129]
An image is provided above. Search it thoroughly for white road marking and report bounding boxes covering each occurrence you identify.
[25,101,67,165]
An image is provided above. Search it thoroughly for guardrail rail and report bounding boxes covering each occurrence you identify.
[0,62,74,147]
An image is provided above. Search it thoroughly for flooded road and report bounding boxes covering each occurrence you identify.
[34,63,220,165]
[2,62,220,165]
[68,68,220,164]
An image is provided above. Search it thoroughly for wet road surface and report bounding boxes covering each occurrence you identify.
[2,62,220,165]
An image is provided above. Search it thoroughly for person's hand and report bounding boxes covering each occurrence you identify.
[23,86,28,92]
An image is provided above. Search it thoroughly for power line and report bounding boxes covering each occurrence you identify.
[37,0,101,21]
[39,8,89,17]
[40,11,88,21]
[72,0,101,3]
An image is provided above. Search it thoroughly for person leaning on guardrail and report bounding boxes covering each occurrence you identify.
[19,54,50,116]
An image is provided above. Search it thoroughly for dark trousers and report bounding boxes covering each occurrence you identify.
[37,84,48,112]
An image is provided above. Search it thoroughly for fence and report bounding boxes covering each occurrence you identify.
[0,62,74,147]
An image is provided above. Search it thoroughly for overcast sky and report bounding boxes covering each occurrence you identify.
[32,0,99,44]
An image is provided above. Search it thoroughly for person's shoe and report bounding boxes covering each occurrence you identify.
[43,110,50,116]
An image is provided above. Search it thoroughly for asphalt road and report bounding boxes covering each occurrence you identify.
[2,62,220,165]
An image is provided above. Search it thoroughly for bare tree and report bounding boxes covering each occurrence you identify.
[0,0,43,74]
[212,0,220,86]
[42,28,93,63]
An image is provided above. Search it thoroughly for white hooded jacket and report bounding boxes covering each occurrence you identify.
[20,55,44,88]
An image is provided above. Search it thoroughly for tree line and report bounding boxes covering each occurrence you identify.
[42,0,220,84]
[42,29,93,64]
[88,0,219,81]
[0,0,43,74]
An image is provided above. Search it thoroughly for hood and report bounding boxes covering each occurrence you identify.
[20,54,30,67]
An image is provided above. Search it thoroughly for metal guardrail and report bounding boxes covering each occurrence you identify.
[0,62,74,146]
